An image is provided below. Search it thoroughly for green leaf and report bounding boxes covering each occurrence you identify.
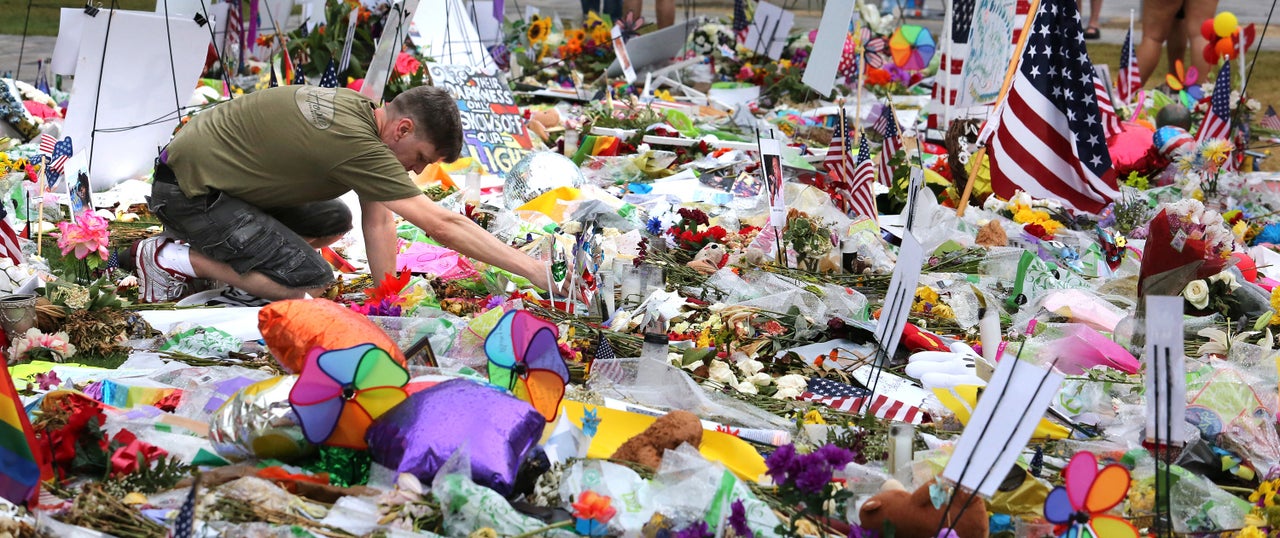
[663,109,700,138]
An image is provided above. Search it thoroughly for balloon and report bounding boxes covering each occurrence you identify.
[1215,37,1237,60]
[1213,12,1238,38]
[1203,44,1220,66]
[1232,253,1258,282]
[1201,18,1217,41]
[365,378,545,497]
[1153,125,1194,158]
[1109,122,1163,177]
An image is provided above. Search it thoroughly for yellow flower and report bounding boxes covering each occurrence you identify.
[1012,208,1038,224]
[654,89,675,102]
[777,59,792,70]
[1238,525,1266,538]
[915,286,940,305]
[931,304,955,320]
[527,16,552,44]
[1269,287,1280,326]
[802,409,826,425]
[695,327,713,348]
[565,29,586,43]
[591,26,612,45]
[1202,139,1232,166]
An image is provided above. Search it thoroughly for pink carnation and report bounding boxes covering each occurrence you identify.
[55,211,110,261]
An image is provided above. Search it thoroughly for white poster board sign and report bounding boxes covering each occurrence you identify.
[956,0,1017,107]
[411,0,497,72]
[63,11,210,189]
[51,8,93,76]
[744,1,794,61]
[1145,295,1187,445]
[801,0,855,97]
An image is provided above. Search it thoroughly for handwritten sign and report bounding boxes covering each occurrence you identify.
[1144,295,1186,444]
[428,63,533,175]
[956,0,1017,106]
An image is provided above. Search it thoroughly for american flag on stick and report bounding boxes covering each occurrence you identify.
[1195,62,1234,144]
[1116,25,1140,105]
[872,106,902,187]
[798,377,925,424]
[983,0,1120,213]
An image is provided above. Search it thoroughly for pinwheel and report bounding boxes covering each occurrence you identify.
[289,343,410,449]
[1166,59,1204,109]
[1043,452,1139,538]
[889,24,935,71]
[485,309,571,421]
[857,26,890,70]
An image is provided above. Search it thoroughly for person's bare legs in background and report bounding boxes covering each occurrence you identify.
[1181,0,1220,76]
[622,0,675,28]
[1137,0,1184,83]
[1079,0,1103,39]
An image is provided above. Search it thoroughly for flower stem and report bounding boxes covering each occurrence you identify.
[511,519,574,538]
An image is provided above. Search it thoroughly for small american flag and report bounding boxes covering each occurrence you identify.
[873,107,902,187]
[171,474,200,538]
[39,135,71,177]
[268,68,279,88]
[319,59,339,88]
[850,136,878,222]
[0,219,24,266]
[1261,105,1280,131]
[824,110,854,214]
[798,377,924,424]
[732,0,748,33]
[1093,73,1123,139]
[291,61,307,85]
[1116,27,1139,105]
[1196,63,1233,143]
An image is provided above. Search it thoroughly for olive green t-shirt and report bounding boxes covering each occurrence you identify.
[164,86,421,208]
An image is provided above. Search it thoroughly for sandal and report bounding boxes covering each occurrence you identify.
[1083,26,1101,40]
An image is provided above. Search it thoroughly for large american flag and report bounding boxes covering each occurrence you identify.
[1116,27,1139,105]
[926,0,1031,132]
[798,377,925,424]
[873,107,901,186]
[0,218,25,266]
[1195,62,1233,144]
[1094,73,1123,139]
[984,0,1119,214]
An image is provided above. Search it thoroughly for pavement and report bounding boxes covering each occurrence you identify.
[1,0,1277,85]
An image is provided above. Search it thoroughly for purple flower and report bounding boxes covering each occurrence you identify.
[765,443,798,484]
[34,371,60,391]
[673,521,712,538]
[728,499,753,538]
[484,295,505,310]
[793,464,833,495]
[813,444,857,469]
[848,523,879,538]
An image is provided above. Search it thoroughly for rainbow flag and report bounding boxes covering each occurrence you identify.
[0,364,41,507]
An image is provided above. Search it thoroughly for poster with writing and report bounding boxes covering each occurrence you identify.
[956,0,1017,107]
[428,63,534,175]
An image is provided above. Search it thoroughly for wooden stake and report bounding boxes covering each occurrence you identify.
[955,147,986,217]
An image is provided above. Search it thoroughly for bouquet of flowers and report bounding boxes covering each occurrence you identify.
[1136,199,1236,301]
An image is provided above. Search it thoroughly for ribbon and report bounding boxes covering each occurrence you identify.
[109,430,168,476]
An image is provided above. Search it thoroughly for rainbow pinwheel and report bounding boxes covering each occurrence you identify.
[889,24,935,71]
[857,26,890,70]
[485,309,570,421]
[289,343,410,449]
[1165,59,1204,109]
[1043,452,1139,538]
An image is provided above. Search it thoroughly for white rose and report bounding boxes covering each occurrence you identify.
[708,360,738,385]
[737,358,765,376]
[773,374,807,400]
[734,381,759,395]
[1183,279,1210,309]
[747,372,773,387]
[1209,271,1241,292]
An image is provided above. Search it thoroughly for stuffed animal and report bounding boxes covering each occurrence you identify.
[610,410,703,470]
[687,243,729,275]
[858,480,989,538]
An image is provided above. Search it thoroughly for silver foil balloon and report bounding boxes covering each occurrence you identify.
[210,375,314,462]
[502,151,585,210]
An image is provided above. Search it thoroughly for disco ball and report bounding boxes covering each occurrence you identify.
[503,151,585,210]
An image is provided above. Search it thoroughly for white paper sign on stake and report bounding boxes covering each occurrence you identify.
[365,0,423,102]
[759,137,785,227]
[942,355,1065,497]
[523,5,539,21]
[339,7,359,73]
[874,232,923,364]
[51,8,93,76]
[904,168,924,234]
[744,1,794,60]
[801,0,854,97]
[63,11,210,189]
[611,24,636,84]
[1145,295,1187,445]
[468,0,503,46]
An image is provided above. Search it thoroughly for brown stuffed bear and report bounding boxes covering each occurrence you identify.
[610,410,703,470]
[858,479,989,538]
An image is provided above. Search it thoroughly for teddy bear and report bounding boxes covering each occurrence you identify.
[610,410,703,470]
[858,479,988,538]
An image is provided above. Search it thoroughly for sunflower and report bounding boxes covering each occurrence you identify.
[565,28,586,43]
[527,16,552,45]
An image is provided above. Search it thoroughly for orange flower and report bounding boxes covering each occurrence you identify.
[866,67,891,86]
[559,38,583,58]
[255,34,275,47]
[572,491,616,523]
[565,29,586,43]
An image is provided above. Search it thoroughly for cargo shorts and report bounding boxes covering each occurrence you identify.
[148,161,350,289]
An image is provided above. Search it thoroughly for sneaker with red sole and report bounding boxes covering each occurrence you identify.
[134,236,190,303]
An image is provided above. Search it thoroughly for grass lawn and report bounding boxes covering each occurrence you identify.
[0,0,156,35]
[1087,41,1280,171]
